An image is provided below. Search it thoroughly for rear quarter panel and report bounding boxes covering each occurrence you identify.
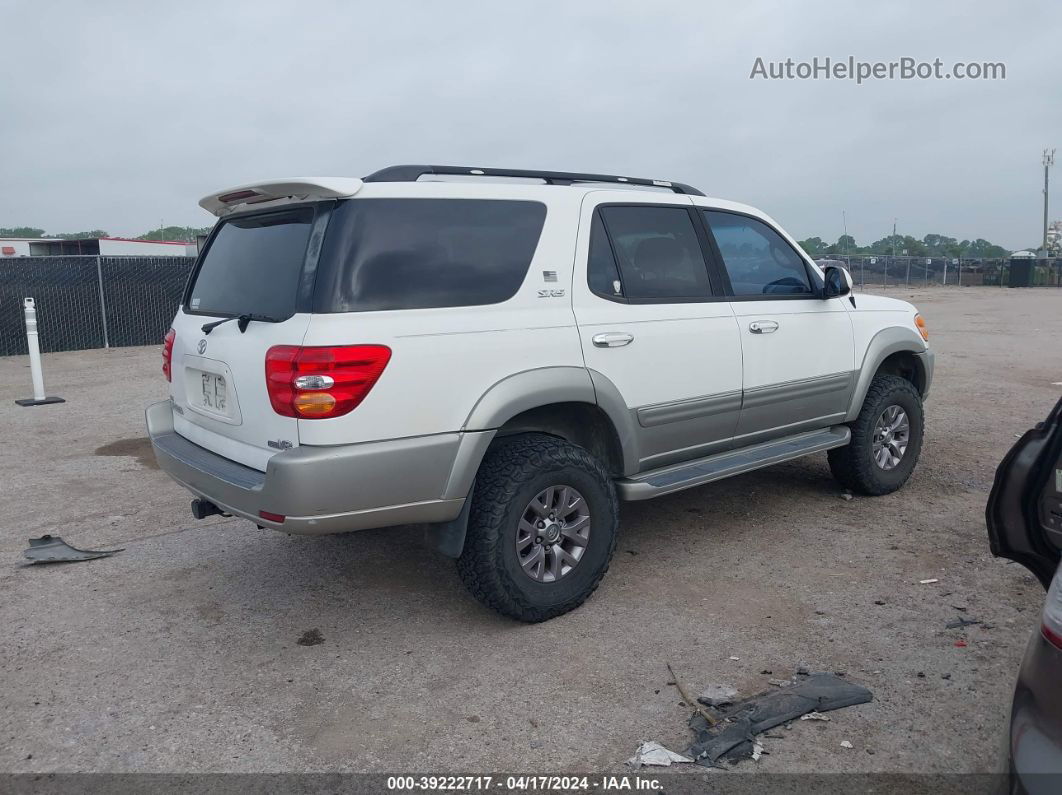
[297,184,586,445]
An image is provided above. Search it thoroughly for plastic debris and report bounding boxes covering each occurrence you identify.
[840,740,854,749]
[23,535,123,564]
[919,578,940,584]
[627,741,693,768]
[686,672,872,768]
[697,684,738,707]
[800,711,830,722]
[729,656,740,661]
[751,742,764,761]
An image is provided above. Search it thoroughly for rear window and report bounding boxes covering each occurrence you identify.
[187,207,314,318]
[313,199,546,312]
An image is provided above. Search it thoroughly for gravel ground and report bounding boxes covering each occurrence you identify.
[1,286,1060,775]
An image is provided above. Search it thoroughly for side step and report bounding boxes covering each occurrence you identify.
[616,426,851,501]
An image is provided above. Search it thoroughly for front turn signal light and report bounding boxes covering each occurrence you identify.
[915,314,929,342]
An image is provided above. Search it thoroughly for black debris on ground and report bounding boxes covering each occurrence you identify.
[296,628,325,646]
[685,673,873,768]
[23,535,123,564]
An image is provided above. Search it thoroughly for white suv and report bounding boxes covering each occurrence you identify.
[148,165,933,622]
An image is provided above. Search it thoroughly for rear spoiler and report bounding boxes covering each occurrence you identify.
[199,177,364,217]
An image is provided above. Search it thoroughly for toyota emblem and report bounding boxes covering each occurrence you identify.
[197,339,207,355]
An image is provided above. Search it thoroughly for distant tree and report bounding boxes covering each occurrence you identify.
[899,235,927,257]
[836,234,857,253]
[138,225,212,243]
[823,234,860,256]
[53,230,110,240]
[962,238,1009,258]
[868,236,894,255]
[0,226,46,238]
[922,234,957,256]
[797,236,827,256]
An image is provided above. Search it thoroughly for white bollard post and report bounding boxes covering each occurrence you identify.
[15,297,65,407]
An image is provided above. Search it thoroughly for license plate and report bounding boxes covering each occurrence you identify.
[200,372,227,413]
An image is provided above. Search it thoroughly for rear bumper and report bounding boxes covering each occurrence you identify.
[146,400,492,535]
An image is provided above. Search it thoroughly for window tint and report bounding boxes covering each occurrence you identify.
[188,207,314,318]
[315,199,546,312]
[587,213,624,298]
[599,207,710,300]
[703,211,812,296]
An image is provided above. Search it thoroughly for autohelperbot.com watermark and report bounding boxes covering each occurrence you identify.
[750,56,1006,84]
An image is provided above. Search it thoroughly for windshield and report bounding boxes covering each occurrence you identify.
[187,206,315,319]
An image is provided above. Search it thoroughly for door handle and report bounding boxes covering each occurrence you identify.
[592,332,634,348]
[748,320,779,335]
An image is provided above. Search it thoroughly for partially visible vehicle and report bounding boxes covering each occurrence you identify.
[987,396,1062,792]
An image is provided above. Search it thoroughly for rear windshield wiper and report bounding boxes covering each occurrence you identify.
[201,313,283,335]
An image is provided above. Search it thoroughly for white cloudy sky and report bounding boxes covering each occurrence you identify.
[1,0,1059,248]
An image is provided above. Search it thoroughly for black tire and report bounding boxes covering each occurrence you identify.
[456,433,618,622]
[828,374,925,496]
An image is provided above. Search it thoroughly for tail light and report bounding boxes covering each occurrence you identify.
[1042,565,1062,650]
[265,344,391,419]
[162,329,176,381]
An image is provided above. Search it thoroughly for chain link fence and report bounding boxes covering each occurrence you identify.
[0,256,194,356]
[831,256,1062,289]
[2,254,1061,357]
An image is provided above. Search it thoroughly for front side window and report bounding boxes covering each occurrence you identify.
[314,199,546,312]
[703,211,812,297]
[598,206,710,300]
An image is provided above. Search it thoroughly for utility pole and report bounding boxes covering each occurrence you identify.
[886,218,897,289]
[1044,149,1055,256]
[842,210,850,267]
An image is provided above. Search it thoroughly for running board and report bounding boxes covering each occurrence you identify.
[616,426,851,501]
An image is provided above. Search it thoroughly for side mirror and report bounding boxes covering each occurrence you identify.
[823,265,853,299]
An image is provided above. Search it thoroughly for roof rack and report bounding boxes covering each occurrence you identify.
[362,165,705,196]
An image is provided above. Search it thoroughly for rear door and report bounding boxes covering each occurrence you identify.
[572,195,743,471]
[987,396,1062,589]
[169,204,326,471]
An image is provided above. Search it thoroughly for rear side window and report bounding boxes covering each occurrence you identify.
[598,207,710,300]
[187,207,314,319]
[587,214,624,299]
[703,210,812,296]
[314,199,546,312]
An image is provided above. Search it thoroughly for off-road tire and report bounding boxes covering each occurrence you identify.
[456,433,618,622]
[828,374,924,496]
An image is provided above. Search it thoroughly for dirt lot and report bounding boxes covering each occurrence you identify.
[1,287,1060,775]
